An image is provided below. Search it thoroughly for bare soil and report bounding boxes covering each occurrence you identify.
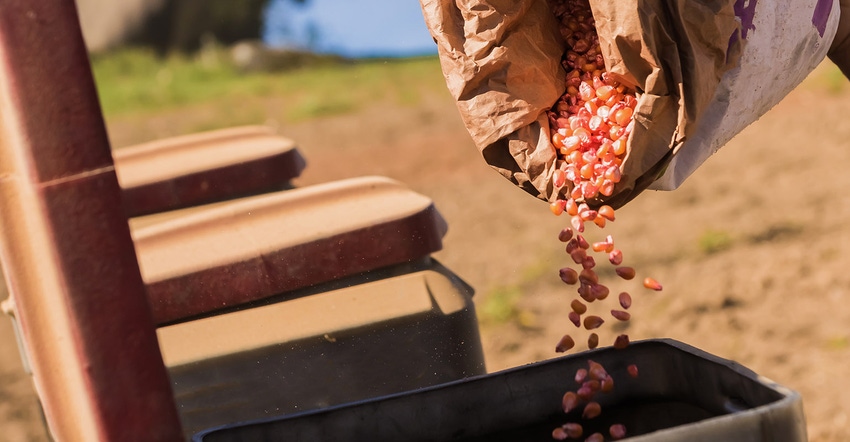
[2,64,850,441]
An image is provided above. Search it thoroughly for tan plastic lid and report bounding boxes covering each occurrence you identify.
[131,176,448,325]
[114,126,306,216]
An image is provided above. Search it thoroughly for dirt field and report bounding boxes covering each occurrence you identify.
[2,63,850,441]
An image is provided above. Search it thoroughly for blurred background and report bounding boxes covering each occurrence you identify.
[2,1,850,441]
[76,0,437,58]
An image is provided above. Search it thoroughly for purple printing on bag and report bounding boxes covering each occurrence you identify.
[812,0,833,37]
[734,0,758,40]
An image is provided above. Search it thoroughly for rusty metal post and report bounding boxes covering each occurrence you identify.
[0,1,184,441]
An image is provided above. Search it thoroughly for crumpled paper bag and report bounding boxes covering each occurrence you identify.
[420,0,742,208]
[649,0,839,190]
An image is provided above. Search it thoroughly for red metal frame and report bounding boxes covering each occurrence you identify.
[0,1,183,440]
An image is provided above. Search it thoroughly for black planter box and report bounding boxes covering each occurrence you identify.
[193,339,806,442]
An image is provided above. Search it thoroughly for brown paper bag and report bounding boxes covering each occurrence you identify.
[420,0,741,208]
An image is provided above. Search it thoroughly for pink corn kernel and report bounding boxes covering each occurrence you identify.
[615,266,636,280]
[587,360,607,380]
[583,315,604,330]
[610,424,627,440]
[608,249,623,265]
[582,402,602,419]
[600,376,614,393]
[571,299,588,314]
[611,310,631,321]
[562,391,579,413]
[585,433,604,442]
[613,334,630,349]
[618,292,632,309]
[556,334,576,353]
[569,311,582,328]
[574,368,588,384]
[562,423,583,439]
[560,267,579,285]
[552,427,569,441]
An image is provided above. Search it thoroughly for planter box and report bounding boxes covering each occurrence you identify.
[159,259,486,439]
[193,339,806,442]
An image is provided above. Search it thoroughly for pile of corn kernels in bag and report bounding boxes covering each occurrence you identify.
[546,0,663,440]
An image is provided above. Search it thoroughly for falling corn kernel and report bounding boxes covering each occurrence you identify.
[601,375,614,393]
[552,427,568,441]
[585,433,604,442]
[575,368,588,384]
[611,310,631,321]
[613,334,630,349]
[562,391,579,413]
[579,209,598,221]
[571,299,588,314]
[582,402,602,419]
[608,249,623,265]
[591,283,609,300]
[579,268,599,285]
[560,267,579,285]
[550,200,566,216]
[598,205,615,221]
[643,277,663,291]
[576,385,595,401]
[571,249,587,265]
[556,334,576,353]
[571,215,585,232]
[577,284,594,303]
[587,360,607,380]
[565,198,579,216]
[569,311,582,328]
[618,292,632,309]
[591,241,609,252]
[627,364,639,378]
[610,424,628,440]
[583,315,604,330]
[576,235,590,249]
[583,380,601,393]
[615,266,636,280]
[562,423,584,439]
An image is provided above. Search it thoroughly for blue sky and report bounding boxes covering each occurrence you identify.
[262,0,439,58]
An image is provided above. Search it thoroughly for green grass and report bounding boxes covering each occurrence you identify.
[477,253,559,327]
[827,336,849,350]
[90,47,449,121]
[697,229,734,255]
[800,62,849,94]
[91,50,849,123]
[479,286,524,325]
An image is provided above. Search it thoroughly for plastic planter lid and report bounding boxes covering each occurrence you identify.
[115,126,306,217]
[131,175,449,325]
[192,339,806,442]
